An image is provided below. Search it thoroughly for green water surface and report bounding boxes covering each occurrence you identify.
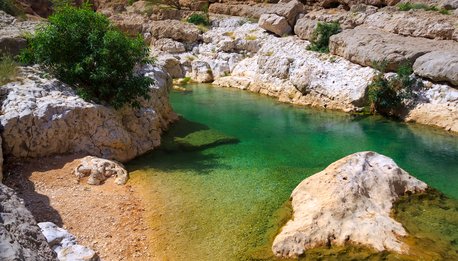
[128,84,458,260]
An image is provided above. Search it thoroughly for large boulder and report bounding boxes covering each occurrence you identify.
[152,38,186,53]
[268,0,305,26]
[272,151,428,258]
[364,8,457,41]
[413,51,458,87]
[0,184,57,260]
[329,26,458,71]
[0,65,177,162]
[148,20,201,43]
[258,13,292,36]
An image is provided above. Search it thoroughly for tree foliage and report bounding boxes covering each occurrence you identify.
[368,61,421,116]
[307,22,341,53]
[20,4,153,109]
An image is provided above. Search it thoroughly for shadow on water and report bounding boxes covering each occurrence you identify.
[128,117,238,175]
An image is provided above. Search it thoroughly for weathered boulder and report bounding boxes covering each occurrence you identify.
[110,12,148,36]
[191,60,214,83]
[0,65,177,162]
[272,151,428,258]
[148,20,201,43]
[440,0,458,9]
[0,184,57,260]
[329,26,458,71]
[364,8,457,41]
[153,38,186,53]
[38,222,98,261]
[259,13,292,36]
[294,17,318,40]
[0,11,38,56]
[268,0,304,26]
[208,3,268,19]
[413,51,458,86]
[157,56,184,78]
[73,156,128,185]
[294,6,375,40]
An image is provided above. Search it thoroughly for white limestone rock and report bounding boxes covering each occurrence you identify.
[73,156,129,185]
[272,151,428,258]
[191,60,214,83]
[38,222,98,261]
[0,65,177,162]
[258,13,292,37]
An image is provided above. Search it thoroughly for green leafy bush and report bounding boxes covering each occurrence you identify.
[397,2,450,14]
[187,13,210,26]
[307,22,341,53]
[367,62,421,116]
[20,4,153,109]
[0,55,19,86]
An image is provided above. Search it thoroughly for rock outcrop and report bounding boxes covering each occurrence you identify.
[0,65,177,162]
[272,151,428,258]
[0,11,39,56]
[404,81,458,132]
[38,222,98,261]
[329,26,458,71]
[0,184,57,261]
[147,19,201,43]
[413,51,458,87]
[73,156,129,185]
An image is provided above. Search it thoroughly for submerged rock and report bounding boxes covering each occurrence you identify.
[0,184,56,261]
[73,156,129,185]
[173,129,239,151]
[272,151,428,258]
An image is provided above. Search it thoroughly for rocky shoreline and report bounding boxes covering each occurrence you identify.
[91,0,458,132]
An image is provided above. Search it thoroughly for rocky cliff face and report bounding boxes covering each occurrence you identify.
[102,0,457,132]
[0,65,177,163]
[272,151,428,258]
[0,183,57,261]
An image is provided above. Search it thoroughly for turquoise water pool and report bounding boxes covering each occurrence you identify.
[128,84,458,260]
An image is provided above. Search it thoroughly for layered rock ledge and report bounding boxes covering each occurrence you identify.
[272,151,428,258]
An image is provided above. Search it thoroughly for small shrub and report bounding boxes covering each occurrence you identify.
[439,9,450,15]
[397,2,450,14]
[367,61,421,116]
[181,77,191,85]
[20,4,153,109]
[223,31,236,39]
[0,55,19,86]
[244,34,257,41]
[307,22,341,53]
[187,13,210,26]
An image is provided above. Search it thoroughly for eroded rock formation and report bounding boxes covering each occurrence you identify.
[272,151,428,258]
[0,65,177,162]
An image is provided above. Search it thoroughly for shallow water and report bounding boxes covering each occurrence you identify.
[128,84,458,260]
